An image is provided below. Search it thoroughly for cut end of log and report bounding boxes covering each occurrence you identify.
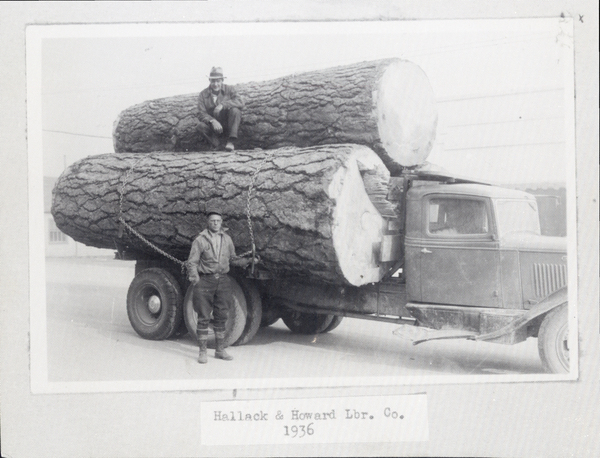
[328,145,390,286]
[376,60,438,167]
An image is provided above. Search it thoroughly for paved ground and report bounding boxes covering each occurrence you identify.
[44,256,544,384]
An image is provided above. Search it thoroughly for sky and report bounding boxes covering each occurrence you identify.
[34,19,573,183]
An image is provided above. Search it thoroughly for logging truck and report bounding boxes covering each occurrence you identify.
[51,58,569,374]
[121,167,569,374]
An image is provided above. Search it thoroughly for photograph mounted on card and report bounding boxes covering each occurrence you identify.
[27,18,577,394]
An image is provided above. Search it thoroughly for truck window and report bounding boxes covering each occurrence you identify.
[494,199,541,238]
[428,197,489,236]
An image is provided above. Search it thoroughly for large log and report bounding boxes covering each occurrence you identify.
[112,58,438,172]
[52,144,395,286]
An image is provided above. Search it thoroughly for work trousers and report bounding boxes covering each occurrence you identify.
[192,274,232,334]
[198,107,242,147]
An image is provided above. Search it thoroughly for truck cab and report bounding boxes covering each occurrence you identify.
[404,182,567,310]
[392,179,569,373]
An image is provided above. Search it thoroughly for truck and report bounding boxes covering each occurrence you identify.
[123,168,570,374]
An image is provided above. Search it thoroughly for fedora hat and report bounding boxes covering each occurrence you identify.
[208,67,226,80]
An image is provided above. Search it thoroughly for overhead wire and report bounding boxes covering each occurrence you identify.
[43,129,112,139]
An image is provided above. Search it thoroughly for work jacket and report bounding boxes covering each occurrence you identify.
[186,229,236,278]
[197,84,245,123]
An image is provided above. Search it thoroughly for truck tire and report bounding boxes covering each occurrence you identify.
[282,310,334,335]
[126,268,183,340]
[320,315,344,333]
[182,277,248,348]
[232,276,263,346]
[260,296,281,327]
[538,303,569,374]
[261,310,281,327]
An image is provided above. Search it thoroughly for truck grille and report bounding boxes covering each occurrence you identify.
[532,263,567,298]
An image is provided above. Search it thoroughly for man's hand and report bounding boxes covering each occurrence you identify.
[246,256,260,268]
[213,104,223,117]
[189,275,200,285]
[210,119,223,134]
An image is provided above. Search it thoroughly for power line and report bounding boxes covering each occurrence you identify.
[403,31,554,61]
[42,79,199,96]
[437,87,564,103]
[444,141,565,151]
[43,129,112,139]
[446,115,563,128]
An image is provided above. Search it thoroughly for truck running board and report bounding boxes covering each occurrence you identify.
[282,300,416,326]
[397,287,568,345]
[392,325,477,345]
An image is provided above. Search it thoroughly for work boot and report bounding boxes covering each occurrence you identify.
[214,331,233,361]
[197,337,208,364]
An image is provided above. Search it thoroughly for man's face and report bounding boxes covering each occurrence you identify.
[207,214,223,233]
[209,78,223,92]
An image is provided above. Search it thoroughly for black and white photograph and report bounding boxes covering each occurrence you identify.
[1,2,598,457]
[29,19,577,392]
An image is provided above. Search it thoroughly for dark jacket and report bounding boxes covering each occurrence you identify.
[197,84,245,123]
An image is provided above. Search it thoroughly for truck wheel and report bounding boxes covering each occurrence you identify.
[182,277,248,348]
[261,310,281,327]
[282,310,334,335]
[232,276,262,346]
[260,296,281,327]
[538,303,569,374]
[126,268,183,340]
[320,315,344,333]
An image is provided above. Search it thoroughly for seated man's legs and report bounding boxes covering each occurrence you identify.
[198,121,221,149]
[218,107,241,151]
[224,107,242,142]
[199,107,242,150]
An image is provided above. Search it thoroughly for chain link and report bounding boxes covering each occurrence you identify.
[118,156,146,221]
[117,151,274,272]
[118,217,187,269]
[118,155,187,273]
[245,150,275,249]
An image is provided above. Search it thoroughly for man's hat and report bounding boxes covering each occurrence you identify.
[206,207,222,217]
[208,67,226,80]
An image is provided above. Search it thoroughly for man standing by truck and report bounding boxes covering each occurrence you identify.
[197,66,244,151]
[186,209,253,364]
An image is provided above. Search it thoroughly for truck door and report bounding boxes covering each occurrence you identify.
[413,195,502,307]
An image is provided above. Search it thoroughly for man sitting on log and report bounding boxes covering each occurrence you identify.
[186,208,254,364]
[197,67,245,152]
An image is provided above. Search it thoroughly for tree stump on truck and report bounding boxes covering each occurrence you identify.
[52,144,395,286]
[112,58,438,172]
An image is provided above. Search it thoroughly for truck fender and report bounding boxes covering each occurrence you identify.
[409,287,568,345]
[474,287,568,342]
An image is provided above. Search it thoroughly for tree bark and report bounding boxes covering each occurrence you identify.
[52,144,394,286]
[112,58,437,173]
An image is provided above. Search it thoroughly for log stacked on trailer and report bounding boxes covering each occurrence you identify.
[52,144,395,287]
[112,58,438,173]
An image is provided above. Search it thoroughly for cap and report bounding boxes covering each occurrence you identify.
[206,208,223,218]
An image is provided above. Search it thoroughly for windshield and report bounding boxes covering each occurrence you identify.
[494,199,541,238]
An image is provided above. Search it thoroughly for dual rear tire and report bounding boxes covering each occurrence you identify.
[261,295,344,335]
[126,268,262,347]
[281,310,344,334]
